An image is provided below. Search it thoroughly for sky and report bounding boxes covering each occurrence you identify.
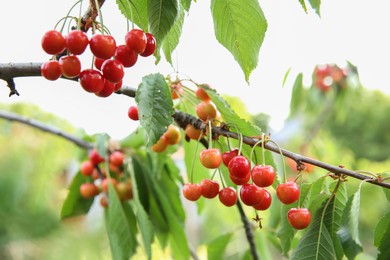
[1,0,390,140]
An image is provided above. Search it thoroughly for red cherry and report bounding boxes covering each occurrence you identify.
[276,182,300,204]
[195,87,211,102]
[94,57,107,70]
[222,148,239,166]
[101,59,124,83]
[253,189,272,210]
[59,55,81,78]
[115,44,138,67]
[140,33,156,57]
[80,160,94,176]
[65,30,89,55]
[228,155,251,179]
[95,79,115,97]
[100,195,109,208]
[125,29,147,54]
[114,80,123,91]
[88,149,105,165]
[184,124,202,140]
[196,101,217,121]
[200,179,220,199]
[128,105,139,120]
[80,183,100,198]
[218,187,237,207]
[199,148,222,169]
[229,172,250,185]
[182,183,202,201]
[102,177,118,192]
[251,165,276,187]
[109,151,124,167]
[41,30,65,55]
[287,208,311,229]
[41,60,62,81]
[79,69,105,93]
[240,184,265,206]
[89,34,116,59]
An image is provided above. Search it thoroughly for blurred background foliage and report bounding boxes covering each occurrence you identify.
[0,62,390,259]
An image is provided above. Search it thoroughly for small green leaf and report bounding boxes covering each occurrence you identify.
[162,5,185,65]
[136,73,174,147]
[96,133,110,160]
[299,0,308,13]
[211,0,267,82]
[207,233,233,260]
[116,0,149,31]
[289,73,304,117]
[374,211,390,247]
[308,0,321,16]
[60,172,94,219]
[282,67,291,87]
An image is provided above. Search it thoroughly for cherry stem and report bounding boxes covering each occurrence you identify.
[94,0,105,34]
[208,120,213,150]
[267,139,288,183]
[189,129,203,184]
[355,170,379,179]
[116,0,130,31]
[261,134,265,166]
[249,139,264,168]
[59,1,82,32]
[217,168,226,188]
[226,137,233,151]
[77,0,84,29]
[210,169,218,180]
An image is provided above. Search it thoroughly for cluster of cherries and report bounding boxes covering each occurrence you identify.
[314,63,348,92]
[40,27,156,97]
[79,149,133,208]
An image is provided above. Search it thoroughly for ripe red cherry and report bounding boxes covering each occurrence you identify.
[59,55,81,78]
[89,149,105,165]
[95,79,115,98]
[251,165,276,187]
[79,69,105,93]
[218,187,237,207]
[80,160,94,176]
[114,80,123,91]
[41,60,62,81]
[240,184,265,206]
[41,30,66,55]
[222,148,239,166]
[199,148,222,169]
[128,105,139,120]
[115,44,138,67]
[101,59,124,83]
[89,34,116,59]
[229,172,250,185]
[196,101,217,121]
[200,179,219,199]
[182,183,202,201]
[276,182,300,204]
[288,208,312,229]
[102,177,118,192]
[94,57,106,70]
[195,87,211,102]
[125,29,147,54]
[65,30,89,55]
[253,189,272,210]
[80,183,100,198]
[228,155,251,179]
[140,33,156,57]
[109,151,124,167]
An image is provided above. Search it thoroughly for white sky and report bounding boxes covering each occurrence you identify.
[1,0,390,140]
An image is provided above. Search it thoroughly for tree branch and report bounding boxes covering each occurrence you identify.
[236,200,259,260]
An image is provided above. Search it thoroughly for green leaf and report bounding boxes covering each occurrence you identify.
[105,184,138,260]
[282,67,291,87]
[60,172,94,219]
[299,0,308,13]
[116,0,149,31]
[374,211,390,247]
[96,133,110,160]
[211,0,267,82]
[289,73,304,117]
[162,4,185,65]
[120,126,146,149]
[181,0,191,11]
[207,233,233,260]
[148,0,179,62]
[308,0,321,16]
[136,73,174,147]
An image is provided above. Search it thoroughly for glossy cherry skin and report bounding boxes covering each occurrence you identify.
[251,165,276,187]
[109,151,124,167]
[41,60,62,81]
[229,172,250,185]
[80,160,94,176]
[41,30,66,55]
[114,80,123,91]
[151,136,168,153]
[288,208,312,229]
[196,101,217,121]
[222,148,239,166]
[95,79,115,97]
[140,33,156,57]
[59,55,81,78]
[115,44,138,67]
[94,57,106,70]
[200,148,222,169]
[89,34,116,59]
[253,189,272,210]
[125,29,147,54]
[219,187,238,207]
[128,105,139,120]
[88,149,105,165]
[195,87,211,102]
[80,183,100,198]
[228,155,251,179]
[163,125,181,145]
[200,179,220,199]
[185,124,202,140]
[240,184,265,206]
[65,30,89,55]
[101,59,124,83]
[276,182,300,205]
[182,183,202,201]
[79,69,105,93]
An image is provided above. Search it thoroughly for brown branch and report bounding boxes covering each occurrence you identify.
[236,200,259,260]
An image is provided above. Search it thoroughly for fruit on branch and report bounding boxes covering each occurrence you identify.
[80,160,94,176]
[100,195,109,208]
[229,171,250,185]
[94,57,106,70]
[151,136,169,153]
[59,55,81,78]
[163,125,182,145]
[219,187,238,207]
[115,44,138,68]
[228,155,251,179]
[101,177,118,192]
[253,189,272,210]
[199,148,222,169]
[195,86,211,102]
[127,105,139,121]
[140,33,156,57]
[240,183,265,206]
[41,60,62,81]
[196,101,217,121]
[125,29,147,54]
[182,183,202,201]
[89,149,105,165]
[65,30,89,55]
[41,30,66,55]
[79,69,105,93]
[116,181,133,201]
[185,124,203,140]
[95,79,115,97]
[200,179,220,199]
[222,148,239,166]
[89,34,117,59]
[287,208,311,229]
[251,165,276,187]
[80,183,100,198]
[276,182,300,204]
[109,150,124,167]
[101,59,124,83]
[170,82,184,100]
